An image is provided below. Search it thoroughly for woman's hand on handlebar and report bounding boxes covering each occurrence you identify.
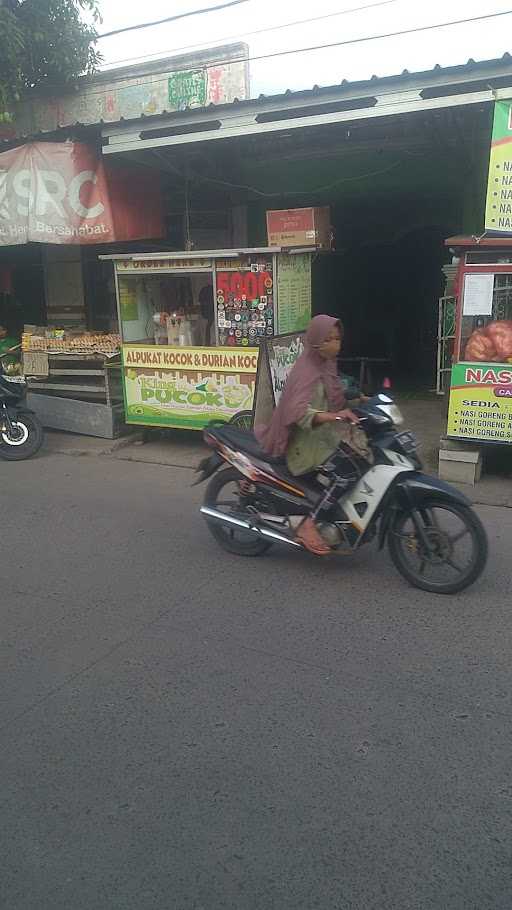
[313,409,360,426]
[334,408,360,425]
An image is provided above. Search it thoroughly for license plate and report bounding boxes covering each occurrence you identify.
[395,431,418,453]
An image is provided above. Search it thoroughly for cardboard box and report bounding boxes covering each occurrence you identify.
[266,207,331,249]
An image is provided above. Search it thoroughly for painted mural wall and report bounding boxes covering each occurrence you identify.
[2,44,249,141]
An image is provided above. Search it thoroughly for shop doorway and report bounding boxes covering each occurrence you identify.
[312,225,447,391]
[0,245,45,336]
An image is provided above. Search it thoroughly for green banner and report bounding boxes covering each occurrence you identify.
[485,99,512,232]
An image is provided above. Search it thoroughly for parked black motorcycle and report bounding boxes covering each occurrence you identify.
[0,358,44,460]
[196,393,488,595]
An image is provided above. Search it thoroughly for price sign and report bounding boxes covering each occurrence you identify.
[217,271,272,300]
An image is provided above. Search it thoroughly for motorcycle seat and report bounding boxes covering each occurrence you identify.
[0,374,25,397]
[207,425,285,464]
[207,424,322,497]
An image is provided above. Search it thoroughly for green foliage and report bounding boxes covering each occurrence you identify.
[0,0,102,116]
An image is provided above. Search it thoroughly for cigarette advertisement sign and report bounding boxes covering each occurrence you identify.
[121,345,259,430]
[485,99,512,232]
[0,141,163,246]
[447,362,512,443]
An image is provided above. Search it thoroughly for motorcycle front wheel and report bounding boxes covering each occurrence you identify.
[388,497,488,595]
[0,412,44,460]
[204,466,274,557]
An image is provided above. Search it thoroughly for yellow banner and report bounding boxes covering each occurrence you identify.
[122,344,259,374]
[447,362,512,442]
[485,100,512,232]
[121,344,259,430]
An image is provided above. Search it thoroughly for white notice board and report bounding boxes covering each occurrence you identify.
[463,274,494,316]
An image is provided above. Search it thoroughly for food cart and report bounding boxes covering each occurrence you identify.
[102,248,313,431]
[20,329,124,438]
[445,236,512,447]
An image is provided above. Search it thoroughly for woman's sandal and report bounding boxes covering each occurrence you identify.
[296,517,331,556]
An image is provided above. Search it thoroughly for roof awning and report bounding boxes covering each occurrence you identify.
[101,59,512,156]
[99,247,284,261]
[445,235,512,248]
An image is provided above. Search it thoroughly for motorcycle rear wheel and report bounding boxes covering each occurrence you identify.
[388,497,487,594]
[228,410,253,431]
[204,467,274,556]
[0,412,44,460]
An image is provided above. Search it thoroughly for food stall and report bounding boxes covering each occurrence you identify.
[102,248,313,431]
[445,236,512,446]
[21,328,124,438]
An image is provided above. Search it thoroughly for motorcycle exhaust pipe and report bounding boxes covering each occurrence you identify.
[200,505,302,548]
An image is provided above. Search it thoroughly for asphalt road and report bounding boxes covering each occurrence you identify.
[1,452,512,910]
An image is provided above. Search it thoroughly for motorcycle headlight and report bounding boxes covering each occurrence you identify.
[378,404,404,426]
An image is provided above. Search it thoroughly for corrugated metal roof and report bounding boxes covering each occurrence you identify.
[101,52,512,156]
[3,51,512,148]
[107,52,512,123]
[207,52,512,110]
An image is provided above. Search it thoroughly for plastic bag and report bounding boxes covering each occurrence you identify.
[464,329,496,362]
[485,320,512,360]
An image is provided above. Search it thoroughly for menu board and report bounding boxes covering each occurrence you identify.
[277,254,312,334]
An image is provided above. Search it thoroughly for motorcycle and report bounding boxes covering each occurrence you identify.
[0,354,44,460]
[195,393,488,595]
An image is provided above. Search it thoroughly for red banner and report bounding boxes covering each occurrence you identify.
[0,142,163,246]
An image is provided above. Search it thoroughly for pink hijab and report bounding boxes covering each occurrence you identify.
[256,315,346,457]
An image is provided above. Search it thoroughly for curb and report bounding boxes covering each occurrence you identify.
[114,451,198,470]
[43,444,114,457]
[42,431,144,459]
[40,434,512,508]
[109,432,145,452]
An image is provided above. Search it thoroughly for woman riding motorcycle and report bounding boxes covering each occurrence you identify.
[256,314,372,556]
